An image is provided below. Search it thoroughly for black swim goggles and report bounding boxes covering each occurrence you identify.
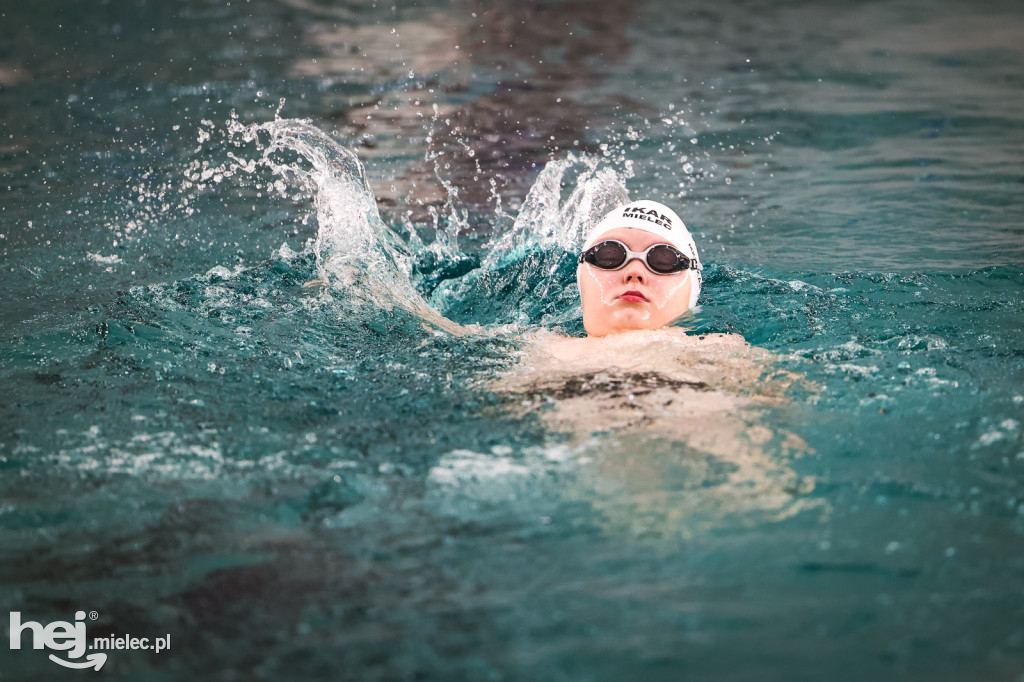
[578,240,702,275]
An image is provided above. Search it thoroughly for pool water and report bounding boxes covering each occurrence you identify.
[2,1,1024,680]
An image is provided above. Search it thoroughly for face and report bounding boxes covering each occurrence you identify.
[578,227,693,337]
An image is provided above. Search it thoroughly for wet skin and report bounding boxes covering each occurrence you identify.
[578,227,694,337]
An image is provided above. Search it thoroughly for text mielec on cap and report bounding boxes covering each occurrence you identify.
[577,200,703,337]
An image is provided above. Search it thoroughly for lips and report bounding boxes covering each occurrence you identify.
[618,290,648,303]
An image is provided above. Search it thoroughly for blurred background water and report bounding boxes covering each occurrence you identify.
[2,0,1023,680]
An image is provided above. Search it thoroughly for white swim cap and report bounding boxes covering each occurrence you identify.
[582,199,702,309]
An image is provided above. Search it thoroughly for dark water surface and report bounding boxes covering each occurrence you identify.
[2,1,1024,680]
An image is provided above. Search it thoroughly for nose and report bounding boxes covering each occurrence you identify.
[621,258,647,283]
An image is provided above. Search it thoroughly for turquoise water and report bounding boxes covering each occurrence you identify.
[2,1,1024,680]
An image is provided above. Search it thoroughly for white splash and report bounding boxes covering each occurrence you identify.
[480,153,629,270]
[218,115,464,333]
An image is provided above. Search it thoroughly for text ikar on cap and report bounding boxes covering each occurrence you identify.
[623,206,673,230]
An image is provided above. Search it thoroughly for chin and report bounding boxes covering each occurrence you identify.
[588,319,657,337]
[612,309,655,329]
[583,305,671,337]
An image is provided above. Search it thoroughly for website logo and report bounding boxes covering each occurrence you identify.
[9,611,171,671]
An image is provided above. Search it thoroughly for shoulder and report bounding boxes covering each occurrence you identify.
[527,327,750,364]
[620,327,751,351]
[690,332,750,349]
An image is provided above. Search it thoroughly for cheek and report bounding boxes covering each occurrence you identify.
[647,276,692,313]
[579,268,615,306]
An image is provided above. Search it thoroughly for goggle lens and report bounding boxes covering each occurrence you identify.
[580,240,695,275]
[646,245,684,273]
[590,241,629,269]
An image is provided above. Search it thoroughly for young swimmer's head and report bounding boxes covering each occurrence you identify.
[577,200,702,337]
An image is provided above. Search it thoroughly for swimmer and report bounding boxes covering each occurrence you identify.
[494,201,818,535]
[513,198,803,407]
[542,199,746,361]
